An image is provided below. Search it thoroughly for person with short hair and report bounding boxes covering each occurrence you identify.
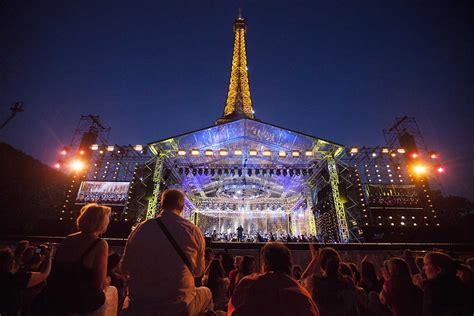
[228,242,319,315]
[422,251,470,315]
[121,189,212,315]
[35,203,112,314]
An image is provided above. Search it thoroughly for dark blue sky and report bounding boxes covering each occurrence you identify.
[1,1,473,199]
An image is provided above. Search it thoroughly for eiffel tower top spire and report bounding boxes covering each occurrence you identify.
[216,12,255,125]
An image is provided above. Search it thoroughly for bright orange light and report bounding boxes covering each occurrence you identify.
[437,166,445,173]
[54,163,61,169]
[79,150,85,155]
[430,153,438,159]
[413,164,427,175]
[411,153,419,159]
[71,160,85,171]
[60,149,67,156]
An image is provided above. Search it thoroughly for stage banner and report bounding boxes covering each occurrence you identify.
[366,184,421,208]
[76,181,130,205]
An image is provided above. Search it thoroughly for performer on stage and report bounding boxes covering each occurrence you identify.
[237,225,244,242]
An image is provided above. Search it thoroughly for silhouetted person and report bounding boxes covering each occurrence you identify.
[237,225,244,242]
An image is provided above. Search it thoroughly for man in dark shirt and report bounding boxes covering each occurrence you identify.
[236,225,244,242]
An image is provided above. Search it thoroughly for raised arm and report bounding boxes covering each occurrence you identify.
[300,244,320,280]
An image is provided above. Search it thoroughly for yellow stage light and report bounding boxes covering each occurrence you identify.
[134,145,143,151]
[90,144,99,150]
[263,150,272,157]
[292,151,300,157]
[305,150,313,156]
[279,150,287,157]
[381,148,390,154]
[205,150,213,156]
[219,149,228,156]
[397,148,406,153]
[177,150,186,156]
[413,164,427,175]
[71,160,85,171]
[190,149,200,156]
[234,149,242,156]
[107,146,114,152]
[349,147,359,154]
[249,150,257,156]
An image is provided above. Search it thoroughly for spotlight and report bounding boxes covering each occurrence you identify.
[205,150,213,156]
[437,166,445,173]
[305,150,313,157]
[263,150,272,157]
[234,149,242,156]
[429,151,438,159]
[249,150,258,156]
[349,147,359,154]
[397,148,406,154]
[70,159,85,171]
[371,152,377,157]
[381,147,390,154]
[278,150,287,157]
[191,149,199,156]
[411,152,419,159]
[134,145,143,151]
[60,147,68,156]
[292,151,300,157]
[79,149,85,155]
[390,152,396,157]
[413,164,427,175]
[107,146,114,152]
[219,149,228,156]
[177,150,186,156]
[90,144,99,150]
[54,162,61,169]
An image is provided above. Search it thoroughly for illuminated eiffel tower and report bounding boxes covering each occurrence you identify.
[216,11,255,124]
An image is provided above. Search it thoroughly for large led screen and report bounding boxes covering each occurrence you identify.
[366,184,421,208]
[76,181,130,205]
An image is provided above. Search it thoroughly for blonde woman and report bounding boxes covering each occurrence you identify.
[37,203,112,314]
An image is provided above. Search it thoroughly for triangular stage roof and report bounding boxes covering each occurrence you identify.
[149,119,344,161]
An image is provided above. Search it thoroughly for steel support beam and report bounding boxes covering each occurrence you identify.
[146,154,164,219]
[327,155,350,242]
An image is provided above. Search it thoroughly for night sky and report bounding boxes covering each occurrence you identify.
[1,1,473,200]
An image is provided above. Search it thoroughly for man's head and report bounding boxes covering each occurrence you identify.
[260,242,292,275]
[160,189,185,213]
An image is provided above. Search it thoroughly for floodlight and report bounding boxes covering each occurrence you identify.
[292,151,300,157]
[54,162,61,169]
[371,152,377,157]
[219,149,228,156]
[278,150,287,157]
[71,159,85,171]
[437,166,445,173]
[349,147,359,154]
[305,150,313,156]
[205,150,213,156]
[60,147,68,156]
[177,150,186,156]
[190,149,200,156]
[381,148,390,154]
[234,149,242,156]
[411,152,419,159]
[263,150,272,157]
[413,164,427,175]
[429,151,438,159]
[107,146,114,152]
[90,144,99,150]
[249,150,258,156]
[397,148,406,153]
[79,150,85,155]
[134,145,143,151]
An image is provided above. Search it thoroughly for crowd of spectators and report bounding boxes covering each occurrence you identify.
[1,189,473,315]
